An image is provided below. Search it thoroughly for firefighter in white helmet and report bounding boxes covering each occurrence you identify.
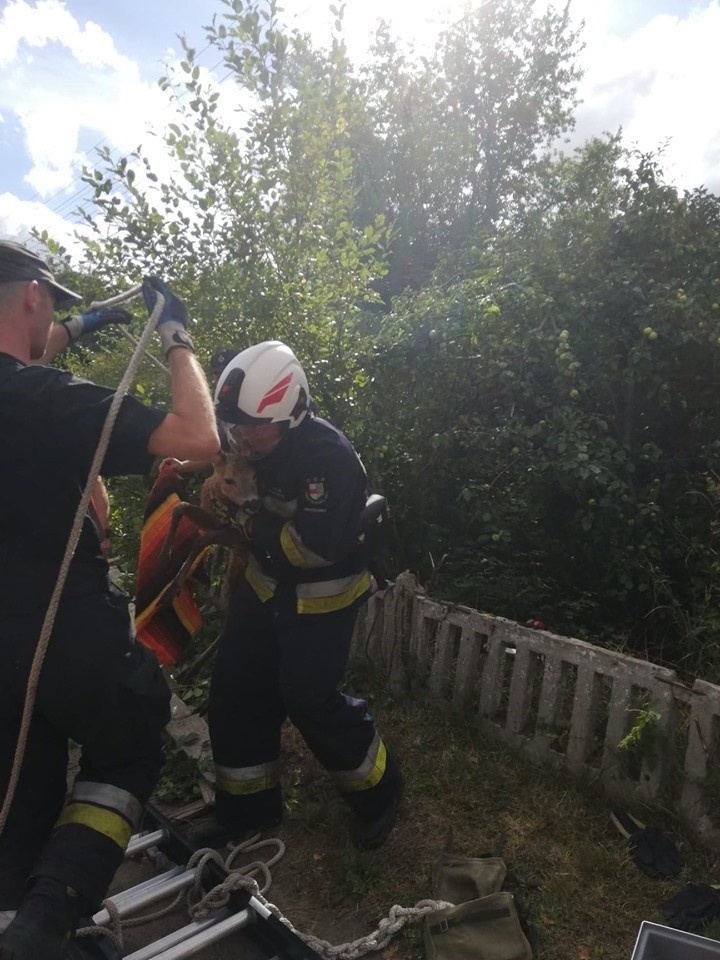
[210,340,402,847]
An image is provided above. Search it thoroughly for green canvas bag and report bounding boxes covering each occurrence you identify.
[424,850,533,960]
[423,891,533,960]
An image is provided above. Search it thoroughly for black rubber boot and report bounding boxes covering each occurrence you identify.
[0,877,84,960]
[352,768,404,849]
[186,814,282,851]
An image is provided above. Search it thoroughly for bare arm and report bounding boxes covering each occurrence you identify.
[90,475,111,531]
[33,323,71,365]
[90,476,113,557]
[147,348,220,461]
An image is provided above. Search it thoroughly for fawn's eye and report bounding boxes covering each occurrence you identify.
[224,478,235,485]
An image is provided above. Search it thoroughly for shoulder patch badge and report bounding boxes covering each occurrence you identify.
[305,477,328,505]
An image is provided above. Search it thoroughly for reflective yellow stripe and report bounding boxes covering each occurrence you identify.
[280,522,305,567]
[296,570,372,614]
[334,738,388,793]
[55,802,132,850]
[216,776,279,796]
[279,522,332,569]
[215,761,280,796]
[245,556,276,602]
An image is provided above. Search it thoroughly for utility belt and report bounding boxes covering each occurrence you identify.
[0,545,112,614]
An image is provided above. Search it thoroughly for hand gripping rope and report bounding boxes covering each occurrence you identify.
[0,283,164,837]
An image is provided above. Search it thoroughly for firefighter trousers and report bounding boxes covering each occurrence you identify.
[208,579,399,833]
[0,584,170,911]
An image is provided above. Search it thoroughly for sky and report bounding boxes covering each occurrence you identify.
[0,0,718,258]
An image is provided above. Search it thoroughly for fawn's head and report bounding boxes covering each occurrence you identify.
[211,450,260,513]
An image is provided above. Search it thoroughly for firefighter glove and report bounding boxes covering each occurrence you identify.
[60,306,132,342]
[142,275,194,356]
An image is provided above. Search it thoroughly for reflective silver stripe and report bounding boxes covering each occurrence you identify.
[263,495,297,518]
[0,911,16,934]
[71,781,143,827]
[215,760,280,783]
[331,732,387,791]
[296,573,368,599]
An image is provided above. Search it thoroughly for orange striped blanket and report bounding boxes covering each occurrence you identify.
[135,461,211,667]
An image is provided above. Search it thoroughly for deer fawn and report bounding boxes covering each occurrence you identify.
[159,448,258,609]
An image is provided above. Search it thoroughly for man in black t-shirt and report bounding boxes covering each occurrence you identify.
[0,240,220,960]
[30,292,136,560]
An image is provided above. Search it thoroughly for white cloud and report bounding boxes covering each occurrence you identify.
[0,0,128,69]
[0,191,89,258]
[0,0,181,198]
[571,2,720,192]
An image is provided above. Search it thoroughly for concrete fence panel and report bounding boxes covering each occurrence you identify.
[352,575,720,844]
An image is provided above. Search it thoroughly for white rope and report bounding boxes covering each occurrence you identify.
[119,326,170,376]
[0,284,162,837]
[83,833,454,960]
[187,836,455,960]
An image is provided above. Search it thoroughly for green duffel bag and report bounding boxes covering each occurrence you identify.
[423,891,533,960]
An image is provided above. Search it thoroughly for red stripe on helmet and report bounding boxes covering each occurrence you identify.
[257,373,292,414]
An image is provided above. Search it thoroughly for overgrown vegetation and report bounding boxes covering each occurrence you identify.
[38,0,720,679]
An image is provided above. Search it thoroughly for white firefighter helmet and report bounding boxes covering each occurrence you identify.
[214,340,310,429]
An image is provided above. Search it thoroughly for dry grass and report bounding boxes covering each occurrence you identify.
[250,666,720,960]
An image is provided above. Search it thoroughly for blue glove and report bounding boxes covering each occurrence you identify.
[142,276,194,355]
[60,306,132,342]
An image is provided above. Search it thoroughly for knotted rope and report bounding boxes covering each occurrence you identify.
[0,285,162,837]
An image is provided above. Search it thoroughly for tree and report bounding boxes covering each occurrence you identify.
[362,139,720,673]
[75,0,388,424]
[358,0,583,297]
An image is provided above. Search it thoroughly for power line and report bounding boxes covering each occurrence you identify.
[42,53,233,218]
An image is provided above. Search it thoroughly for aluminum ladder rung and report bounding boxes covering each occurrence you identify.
[93,868,199,927]
[123,908,253,960]
[100,867,185,916]
[126,830,169,857]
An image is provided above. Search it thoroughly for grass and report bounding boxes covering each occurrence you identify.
[156,661,720,960]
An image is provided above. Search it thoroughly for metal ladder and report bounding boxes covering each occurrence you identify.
[69,804,322,960]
